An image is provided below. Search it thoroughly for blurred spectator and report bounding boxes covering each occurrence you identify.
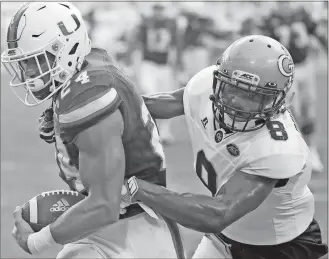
[260,2,327,173]
[130,2,179,143]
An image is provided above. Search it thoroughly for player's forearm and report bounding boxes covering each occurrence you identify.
[142,88,185,119]
[49,196,115,245]
[50,111,126,245]
[50,157,121,245]
[135,179,228,233]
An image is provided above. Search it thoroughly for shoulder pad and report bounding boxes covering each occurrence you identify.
[54,69,122,140]
[240,120,308,179]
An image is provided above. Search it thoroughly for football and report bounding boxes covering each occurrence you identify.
[21,190,85,232]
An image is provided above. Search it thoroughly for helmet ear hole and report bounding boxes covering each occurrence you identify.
[69,43,79,55]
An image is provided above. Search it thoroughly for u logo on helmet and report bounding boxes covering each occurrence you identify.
[57,14,81,36]
[278,54,294,77]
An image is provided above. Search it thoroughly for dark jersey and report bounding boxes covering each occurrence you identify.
[53,48,166,195]
[261,7,317,64]
[182,13,205,49]
[139,15,177,64]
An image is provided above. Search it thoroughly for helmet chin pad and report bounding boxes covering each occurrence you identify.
[30,79,52,100]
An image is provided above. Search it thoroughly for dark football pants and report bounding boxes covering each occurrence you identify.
[216,219,328,259]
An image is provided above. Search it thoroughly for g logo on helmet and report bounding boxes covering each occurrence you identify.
[278,54,294,77]
[278,54,294,88]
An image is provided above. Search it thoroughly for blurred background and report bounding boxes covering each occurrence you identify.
[1,1,328,258]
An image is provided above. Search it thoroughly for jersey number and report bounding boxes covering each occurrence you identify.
[75,71,90,84]
[141,102,166,169]
[61,83,71,99]
[196,150,217,195]
[147,28,172,53]
[61,71,90,100]
[266,121,288,141]
[55,135,86,193]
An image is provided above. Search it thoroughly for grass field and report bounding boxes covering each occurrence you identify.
[1,59,328,258]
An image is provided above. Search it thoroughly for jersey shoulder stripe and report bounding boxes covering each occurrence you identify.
[57,87,122,142]
[58,87,120,125]
[54,68,123,141]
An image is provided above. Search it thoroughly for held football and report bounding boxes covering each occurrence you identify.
[21,190,85,232]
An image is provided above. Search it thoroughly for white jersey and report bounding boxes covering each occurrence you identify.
[183,65,314,245]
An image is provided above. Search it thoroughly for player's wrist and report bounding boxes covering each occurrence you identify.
[27,225,56,254]
[135,179,146,202]
[133,178,152,202]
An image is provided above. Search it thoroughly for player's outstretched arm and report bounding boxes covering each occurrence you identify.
[130,171,277,233]
[142,87,185,119]
[49,109,125,244]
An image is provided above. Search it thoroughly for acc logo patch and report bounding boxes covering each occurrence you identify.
[214,130,223,143]
[232,70,260,86]
[226,143,240,156]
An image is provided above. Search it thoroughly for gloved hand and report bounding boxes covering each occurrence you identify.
[121,176,139,208]
[120,177,159,219]
[38,106,55,144]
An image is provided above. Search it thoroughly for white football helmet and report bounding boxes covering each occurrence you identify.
[1,2,91,106]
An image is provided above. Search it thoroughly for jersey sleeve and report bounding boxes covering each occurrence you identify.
[183,81,191,116]
[183,65,216,119]
[240,153,307,180]
[56,71,122,142]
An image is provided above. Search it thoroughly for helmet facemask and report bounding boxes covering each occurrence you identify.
[210,67,286,132]
[2,39,69,106]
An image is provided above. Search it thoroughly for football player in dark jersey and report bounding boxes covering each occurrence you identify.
[135,2,179,144]
[177,4,212,81]
[2,2,184,258]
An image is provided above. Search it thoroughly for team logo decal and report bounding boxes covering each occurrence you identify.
[58,14,81,36]
[232,70,260,86]
[278,54,294,77]
[226,143,240,156]
[201,117,208,129]
[214,130,223,143]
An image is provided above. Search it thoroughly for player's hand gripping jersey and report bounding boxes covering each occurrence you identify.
[183,66,314,245]
[53,48,166,196]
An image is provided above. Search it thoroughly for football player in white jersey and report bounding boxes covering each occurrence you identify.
[122,35,328,259]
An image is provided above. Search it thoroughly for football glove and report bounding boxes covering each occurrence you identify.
[121,177,159,219]
[121,176,139,207]
[38,106,55,144]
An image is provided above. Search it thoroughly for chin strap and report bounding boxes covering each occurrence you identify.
[285,91,295,108]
